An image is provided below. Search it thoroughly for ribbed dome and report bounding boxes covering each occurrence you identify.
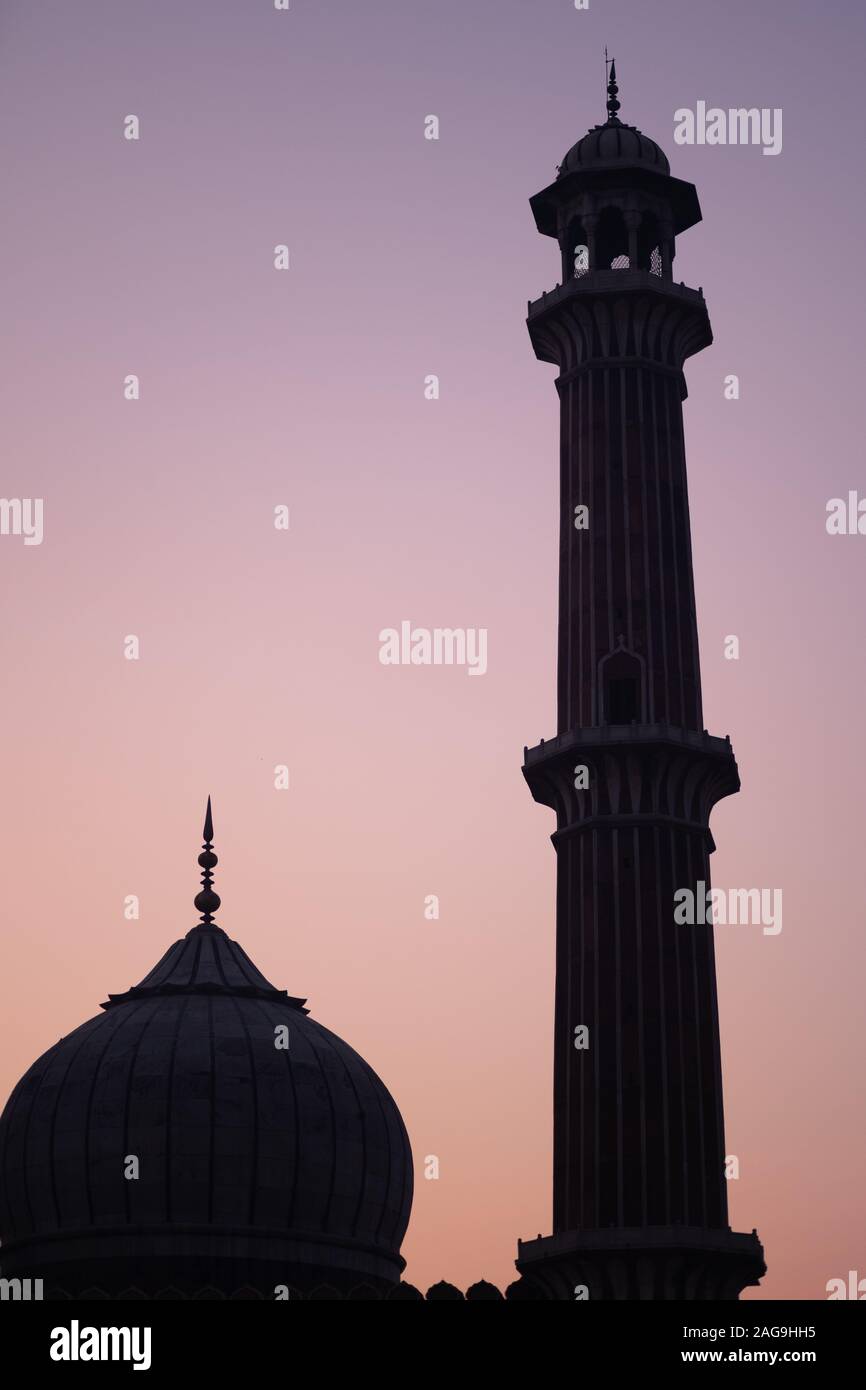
[0,913,413,1294]
[559,120,670,178]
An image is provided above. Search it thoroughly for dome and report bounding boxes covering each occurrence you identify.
[559,119,670,178]
[0,805,413,1296]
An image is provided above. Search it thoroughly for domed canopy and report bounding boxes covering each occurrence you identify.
[558,120,670,178]
[529,59,701,240]
[558,59,669,177]
[0,804,413,1296]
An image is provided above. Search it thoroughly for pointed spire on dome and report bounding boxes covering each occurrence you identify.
[194,795,221,927]
[101,797,309,1010]
[605,51,621,124]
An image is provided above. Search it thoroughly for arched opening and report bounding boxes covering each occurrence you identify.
[600,648,644,724]
[637,211,661,274]
[564,217,589,280]
[596,207,629,270]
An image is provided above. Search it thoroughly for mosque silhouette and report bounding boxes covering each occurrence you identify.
[0,69,763,1301]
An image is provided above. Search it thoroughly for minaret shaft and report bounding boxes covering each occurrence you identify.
[552,823,727,1232]
[525,279,738,1253]
[556,364,703,733]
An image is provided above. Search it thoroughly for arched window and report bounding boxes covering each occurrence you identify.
[564,217,588,280]
[637,212,665,277]
[596,207,629,271]
[600,648,644,724]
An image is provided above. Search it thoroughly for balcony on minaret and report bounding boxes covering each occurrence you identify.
[527,271,707,317]
[521,723,739,847]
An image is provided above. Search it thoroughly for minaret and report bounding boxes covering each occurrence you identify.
[516,65,765,1299]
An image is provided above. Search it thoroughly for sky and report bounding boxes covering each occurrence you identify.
[0,0,864,1298]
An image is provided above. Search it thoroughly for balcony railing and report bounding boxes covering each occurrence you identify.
[528,270,705,317]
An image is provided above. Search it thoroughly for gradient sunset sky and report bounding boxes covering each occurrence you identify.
[0,0,864,1297]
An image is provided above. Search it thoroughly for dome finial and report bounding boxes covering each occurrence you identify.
[605,49,621,123]
[194,795,221,927]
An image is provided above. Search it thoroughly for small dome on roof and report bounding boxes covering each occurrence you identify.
[559,119,670,178]
[558,58,670,180]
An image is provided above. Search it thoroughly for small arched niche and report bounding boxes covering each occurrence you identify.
[599,646,645,725]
